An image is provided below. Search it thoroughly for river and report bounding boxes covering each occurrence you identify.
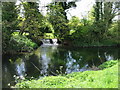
[2,45,119,88]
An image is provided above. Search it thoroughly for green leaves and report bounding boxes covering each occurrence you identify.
[47,2,70,38]
[2,2,18,53]
[10,35,38,52]
[98,60,118,69]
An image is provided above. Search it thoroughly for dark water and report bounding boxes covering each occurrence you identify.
[2,45,119,88]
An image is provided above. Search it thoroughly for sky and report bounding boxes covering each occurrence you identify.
[39,0,95,20]
[16,0,95,20]
[67,0,95,19]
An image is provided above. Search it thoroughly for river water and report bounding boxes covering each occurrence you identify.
[2,45,119,88]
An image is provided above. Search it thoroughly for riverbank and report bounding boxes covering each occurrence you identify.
[62,40,120,48]
[14,60,118,88]
[3,35,39,54]
[62,44,120,49]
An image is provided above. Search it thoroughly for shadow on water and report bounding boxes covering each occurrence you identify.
[2,45,119,88]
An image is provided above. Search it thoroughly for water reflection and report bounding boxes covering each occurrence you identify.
[40,46,51,76]
[66,51,80,73]
[15,58,26,77]
[104,52,114,60]
[2,46,119,88]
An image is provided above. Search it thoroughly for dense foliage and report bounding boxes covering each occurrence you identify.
[47,3,69,38]
[2,1,120,53]
[10,35,38,52]
[2,2,18,53]
[14,60,118,88]
[66,2,120,46]
[18,2,52,45]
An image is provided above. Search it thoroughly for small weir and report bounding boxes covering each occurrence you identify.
[41,39,58,45]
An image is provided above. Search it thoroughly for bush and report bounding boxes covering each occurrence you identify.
[10,35,38,52]
[98,60,118,69]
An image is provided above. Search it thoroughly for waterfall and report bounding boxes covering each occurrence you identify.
[52,39,58,45]
[41,39,58,45]
[41,39,51,45]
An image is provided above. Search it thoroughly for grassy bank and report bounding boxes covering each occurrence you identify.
[14,60,118,88]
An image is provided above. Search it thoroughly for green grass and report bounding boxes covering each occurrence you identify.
[98,60,118,69]
[14,60,118,88]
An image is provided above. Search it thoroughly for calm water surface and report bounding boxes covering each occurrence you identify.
[2,45,119,88]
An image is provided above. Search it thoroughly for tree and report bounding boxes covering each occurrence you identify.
[2,2,18,53]
[92,1,120,43]
[18,1,53,40]
[20,2,42,36]
[69,16,93,44]
[58,2,76,20]
[47,1,76,39]
[68,16,81,37]
[108,20,120,44]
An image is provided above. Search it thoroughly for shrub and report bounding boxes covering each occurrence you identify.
[98,60,118,69]
[10,35,38,52]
